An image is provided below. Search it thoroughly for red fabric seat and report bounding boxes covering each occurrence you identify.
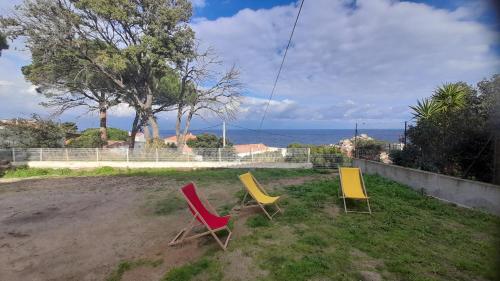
[181,183,230,230]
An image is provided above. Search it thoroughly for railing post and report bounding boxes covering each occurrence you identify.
[126,148,129,163]
[65,148,69,161]
[40,148,43,161]
[155,148,159,162]
[12,148,15,163]
[307,148,311,163]
[96,148,99,162]
[218,148,221,162]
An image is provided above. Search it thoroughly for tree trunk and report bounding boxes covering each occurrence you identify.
[99,103,108,146]
[129,112,140,149]
[175,106,184,151]
[148,115,160,140]
[143,125,151,144]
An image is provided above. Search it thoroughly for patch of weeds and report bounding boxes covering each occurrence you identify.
[227,219,234,230]
[234,189,246,201]
[298,234,328,247]
[246,215,271,228]
[154,196,185,215]
[93,166,117,175]
[3,166,72,178]
[281,202,311,223]
[106,259,162,281]
[217,203,233,216]
[269,255,330,281]
[2,167,323,181]
[161,258,221,281]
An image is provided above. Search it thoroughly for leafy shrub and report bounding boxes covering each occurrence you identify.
[66,127,128,148]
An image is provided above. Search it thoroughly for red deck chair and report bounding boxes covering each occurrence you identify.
[169,182,232,251]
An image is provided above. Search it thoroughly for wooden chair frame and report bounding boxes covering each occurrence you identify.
[169,183,232,251]
[338,168,372,214]
[239,173,282,220]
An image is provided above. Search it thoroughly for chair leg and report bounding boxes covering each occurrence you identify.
[259,204,274,220]
[274,203,283,214]
[240,192,249,207]
[342,196,348,214]
[366,199,372,214]
[210,228,231,251]
[169,216,197,246]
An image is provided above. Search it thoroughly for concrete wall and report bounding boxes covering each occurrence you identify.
[14,161,312,169]
[352,159,500,216]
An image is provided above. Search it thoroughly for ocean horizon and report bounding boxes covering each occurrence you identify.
[159,129,404,147]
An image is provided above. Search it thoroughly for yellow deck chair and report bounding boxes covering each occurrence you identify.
[339,167,372,214]
[238,172,282,220]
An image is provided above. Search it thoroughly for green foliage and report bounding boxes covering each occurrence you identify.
[287,143,346,168]
[0,115,64,148]
[82,128,128,141]
[2,167,321,181]
[401,76,498,182]
[246,215,272,228]
[409,98,442,120]
[355,138,386,161]
[432,82,468,112]
[389,146,421,169]
[187,133,229,148]
[66,127,128,148]
[1,0,196,146]
[187,133,237,160]
[66,130,105,148]
[288,143,341,154]
[153,196,185,215]
[60,122,78,134]
[174,174,499,281]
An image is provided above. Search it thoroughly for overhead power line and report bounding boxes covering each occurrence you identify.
[189,123,222,131]
[259,0,306,130]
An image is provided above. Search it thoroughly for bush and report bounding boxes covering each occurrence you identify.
[0,115,64,148]
[66,130,105,148]
[286,143,345,168]
[355,139,385,160]
[66,127,128,148]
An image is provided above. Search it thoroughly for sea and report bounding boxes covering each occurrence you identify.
[159,129,404,147]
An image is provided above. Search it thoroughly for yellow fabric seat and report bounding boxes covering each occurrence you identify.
[339,168,368,199]
[239,173,280,204]
[239,172,282,220]
[339,167,372,214]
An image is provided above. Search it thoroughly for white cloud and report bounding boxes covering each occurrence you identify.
[192,0,499,127]
[190,0,206,8]
[108,103,135,117]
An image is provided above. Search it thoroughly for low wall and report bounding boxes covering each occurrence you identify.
[13,161,312,169]
[352,159,500,215]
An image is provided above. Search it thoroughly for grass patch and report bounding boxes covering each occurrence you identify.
[160,258,221,281]
[153,196,185,215]
[2,166,321,183]
[246,214,272,228]
[106,259,162,281]
[162,174,500,281]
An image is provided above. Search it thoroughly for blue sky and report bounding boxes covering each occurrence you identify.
[0,0,499,131]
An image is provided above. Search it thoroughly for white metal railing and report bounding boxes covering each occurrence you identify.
[0,147,315,164]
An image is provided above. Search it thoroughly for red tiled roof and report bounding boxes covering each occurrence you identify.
[234,143,268,154]
[164,133,197,144]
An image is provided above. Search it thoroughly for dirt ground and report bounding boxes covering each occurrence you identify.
[0,174,321,281]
